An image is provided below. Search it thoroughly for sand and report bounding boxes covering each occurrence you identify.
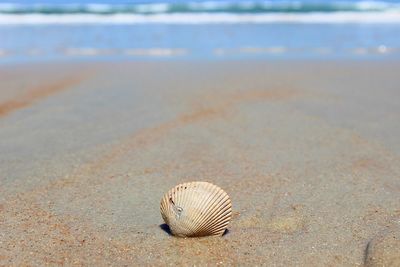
[1,61,399,266]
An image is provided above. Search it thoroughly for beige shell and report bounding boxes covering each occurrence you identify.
[160,181,232,237]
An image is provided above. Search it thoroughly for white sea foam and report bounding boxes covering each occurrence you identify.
[351,46,396,55]
[124,48,187,57]
[59,47,187,57]
[0,12,400,25]
[63,48,114,56]
[214,46,288,56]
[213,45,399,56]
[238,46,287,54]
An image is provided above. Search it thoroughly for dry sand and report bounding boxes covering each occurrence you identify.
[0,61,399,266]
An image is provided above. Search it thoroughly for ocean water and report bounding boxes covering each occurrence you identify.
[0,0,400,63]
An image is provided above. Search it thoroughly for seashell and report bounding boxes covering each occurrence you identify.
[160,181,232,237]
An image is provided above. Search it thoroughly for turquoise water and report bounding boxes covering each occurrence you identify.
[0,0,400,63]
[2,0,400,14]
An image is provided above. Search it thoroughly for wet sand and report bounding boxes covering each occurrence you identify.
[1,61,400,266]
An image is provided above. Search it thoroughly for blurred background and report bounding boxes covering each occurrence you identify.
[1,2,400,266]
[1,0,400,63]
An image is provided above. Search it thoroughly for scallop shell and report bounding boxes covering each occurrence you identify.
[160,181,232,237]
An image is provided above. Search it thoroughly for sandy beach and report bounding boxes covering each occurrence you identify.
[1,61,400,266]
